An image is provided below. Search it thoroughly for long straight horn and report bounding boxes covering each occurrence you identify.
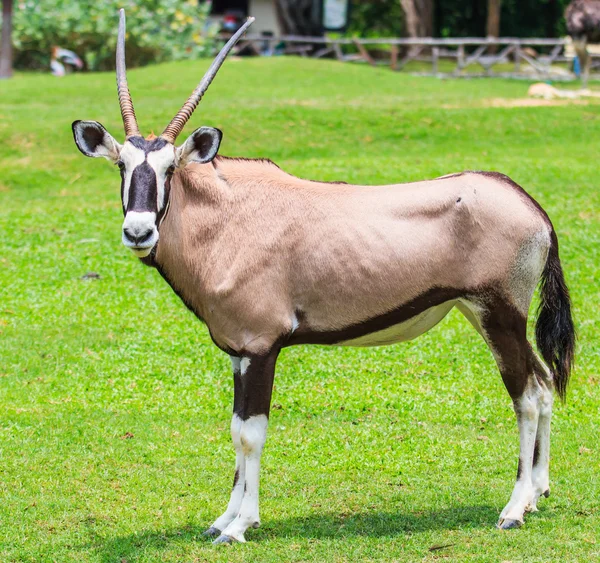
[116,9,141,138]
[161,17,254,144]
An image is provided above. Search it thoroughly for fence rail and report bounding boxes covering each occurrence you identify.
[223,34,599,80]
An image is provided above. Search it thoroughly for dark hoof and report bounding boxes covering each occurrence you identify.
[203,526,221,538]
[213,535,237,545]
[497,518,523,530]
[543,489,550,498]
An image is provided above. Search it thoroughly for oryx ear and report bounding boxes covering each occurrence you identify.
[176,127,222,167]
[72,120,122,162]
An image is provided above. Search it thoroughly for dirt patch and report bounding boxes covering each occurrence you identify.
[484,97,592,108]
[280,98,320,107]
[442,98,594,109]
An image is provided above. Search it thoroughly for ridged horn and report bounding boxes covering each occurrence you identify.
[116,9,141,138]
[161,17,255,144]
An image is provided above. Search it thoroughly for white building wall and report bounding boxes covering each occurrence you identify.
[249,0,282,35]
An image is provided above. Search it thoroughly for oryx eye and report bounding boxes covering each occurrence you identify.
[166,165,175,177]
[116,160,125,171]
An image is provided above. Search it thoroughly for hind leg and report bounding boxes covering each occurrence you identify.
[459,298,544,528]
[530,352,553,510]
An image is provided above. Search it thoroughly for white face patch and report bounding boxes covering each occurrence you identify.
[147,144,177,211]
[119,142,146,210]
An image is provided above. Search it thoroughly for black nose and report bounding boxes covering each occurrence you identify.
[123,227,153,245]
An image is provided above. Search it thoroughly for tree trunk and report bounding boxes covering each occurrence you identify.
[0,0,13,79]
[400,0,433,57]
[400,0,434,38]
[486,0,501,53]
[274,0,322,37]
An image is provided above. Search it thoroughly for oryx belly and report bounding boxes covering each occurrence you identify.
[335,301,456,347]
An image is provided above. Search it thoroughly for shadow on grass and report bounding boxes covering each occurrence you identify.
[92,504,499,561]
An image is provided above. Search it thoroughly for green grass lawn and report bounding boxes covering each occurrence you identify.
[1,58,599,562]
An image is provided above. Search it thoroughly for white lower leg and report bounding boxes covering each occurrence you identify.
[220,415,268,542]
[499,390,540,527]
[531,386,552,508]
[211,414,246,532]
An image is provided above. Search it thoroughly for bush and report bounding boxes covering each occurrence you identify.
[10,0,214,71]
[346,0,405,38]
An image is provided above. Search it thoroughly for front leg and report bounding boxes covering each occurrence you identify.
[204,358,247,538]
[207,351,278,544]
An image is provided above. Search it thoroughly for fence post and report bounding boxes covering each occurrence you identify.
[432,46,439,75]
[457,44,465,72]
[390,45,399,71]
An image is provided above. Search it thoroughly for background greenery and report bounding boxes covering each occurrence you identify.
[1,0,579,72]
[0,58,599,562]
[348,0,573,40]
[10,0,213,71]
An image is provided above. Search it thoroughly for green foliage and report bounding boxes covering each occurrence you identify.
[500,0,571,37]
[437,0,572,38]
[346,0,571,39]
[347,0,405,38]
[0,59,599,561]
[10,0,214,71]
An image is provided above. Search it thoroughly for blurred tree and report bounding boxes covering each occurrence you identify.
[487,0,501,52]
[274,0,323,36]
[501,0,570,37]
[487,0,501,38]
[345,0,569,39]
[0,0,12,78]
[436,0,570,37]
[400,0,433,37]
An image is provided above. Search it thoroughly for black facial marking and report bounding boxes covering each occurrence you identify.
[128,161,158,213]
[120,174,126,215]
[128,136,169,153]
[122,137,174,219]
[156,174,172,226]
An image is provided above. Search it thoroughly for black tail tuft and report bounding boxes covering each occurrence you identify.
[535,230,576,401]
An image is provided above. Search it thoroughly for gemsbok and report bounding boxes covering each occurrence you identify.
[72,11,575,544]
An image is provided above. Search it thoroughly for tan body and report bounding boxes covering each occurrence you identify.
[145,158,574,542]
[155,159,549,355]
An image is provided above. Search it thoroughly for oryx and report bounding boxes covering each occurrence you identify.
[72,11,575,544]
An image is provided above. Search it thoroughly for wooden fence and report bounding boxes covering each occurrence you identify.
[224,34,600,80]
